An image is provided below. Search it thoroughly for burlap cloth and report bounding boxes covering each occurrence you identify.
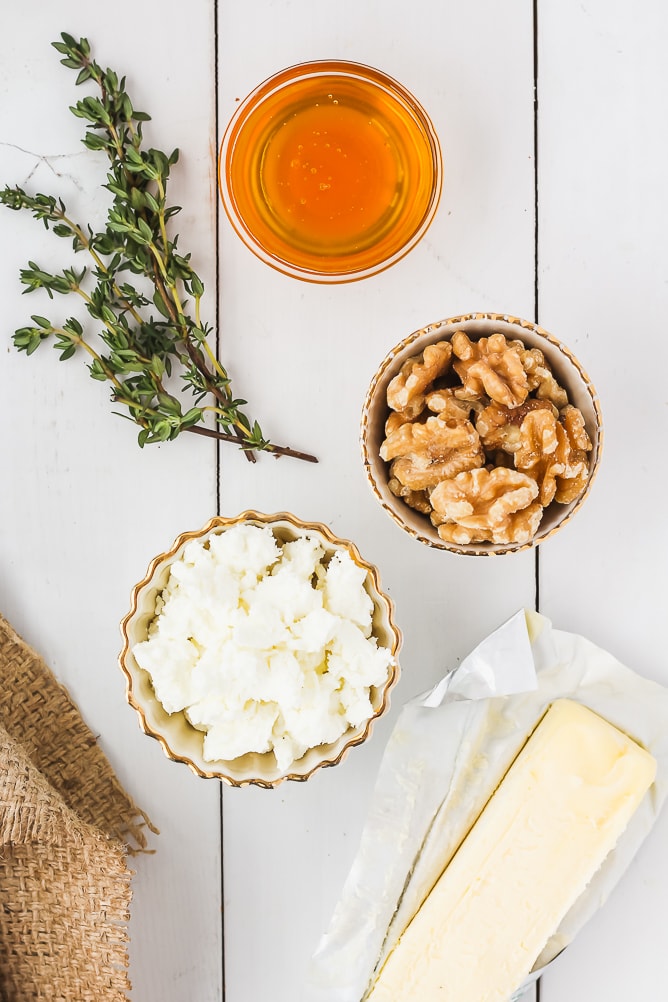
[0,613,156,1001]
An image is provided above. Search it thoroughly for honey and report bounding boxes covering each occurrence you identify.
[220,62,442,282]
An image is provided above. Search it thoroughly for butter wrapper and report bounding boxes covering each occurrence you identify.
[307,611,668,1002]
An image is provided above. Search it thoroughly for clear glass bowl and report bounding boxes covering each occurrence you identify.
[219,60,442,283]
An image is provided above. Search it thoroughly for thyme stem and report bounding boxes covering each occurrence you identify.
[0,32,317,461]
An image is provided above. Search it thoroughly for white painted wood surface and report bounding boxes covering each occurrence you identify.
[0,2,665,1000]
[537,1,668,998]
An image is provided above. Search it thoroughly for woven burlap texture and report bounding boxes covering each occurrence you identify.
[0,613,155,1001]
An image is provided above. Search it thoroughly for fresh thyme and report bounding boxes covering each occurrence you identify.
[0,33,317,463]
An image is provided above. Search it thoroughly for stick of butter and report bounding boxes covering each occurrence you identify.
[366,698,656,1002]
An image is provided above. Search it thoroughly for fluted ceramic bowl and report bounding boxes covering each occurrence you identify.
[361,313,603,556]
[119,511,401,787]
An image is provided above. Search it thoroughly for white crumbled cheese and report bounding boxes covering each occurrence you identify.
[132,525,394,771]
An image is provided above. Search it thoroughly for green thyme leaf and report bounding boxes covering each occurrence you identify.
[0,33,317,464]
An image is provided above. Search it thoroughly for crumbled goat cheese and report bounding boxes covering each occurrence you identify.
[132,524,394,770]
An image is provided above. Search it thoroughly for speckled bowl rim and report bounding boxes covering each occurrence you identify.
[360,312,604,556]
[119,511,402,787]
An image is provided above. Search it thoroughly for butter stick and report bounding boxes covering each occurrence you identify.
[366,699,656,1002]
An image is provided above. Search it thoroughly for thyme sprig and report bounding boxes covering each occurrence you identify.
[0,33,317,462]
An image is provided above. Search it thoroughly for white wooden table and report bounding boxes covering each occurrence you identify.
[2,2,667,999]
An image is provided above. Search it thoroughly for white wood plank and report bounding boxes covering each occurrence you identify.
[10,1,658,1000]
[537,1,668,998]
[0,5,222,999]
[216,1,538,999]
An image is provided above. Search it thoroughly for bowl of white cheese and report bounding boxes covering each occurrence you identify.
[119,511,402,787]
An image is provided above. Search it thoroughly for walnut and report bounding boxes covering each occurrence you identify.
[389,397,426,422]
[381,419,426,463]
[554,466,589,504]
[451,331,529,408]
[560,404,592,452]
[384,410,413,437]
[475,399,558,455]
[388,478,432,515]
[514,409,565,506]
[520,346,569,409]
[384,416,485,491]
[430,467,542,545]
[436,508,544,546]
[553,405,592,503]
[386,342,452,415]
[515,406,592,506]
[476,404,523,454]
[425,387,478,422]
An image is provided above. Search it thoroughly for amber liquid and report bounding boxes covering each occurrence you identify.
[224,69,439,277]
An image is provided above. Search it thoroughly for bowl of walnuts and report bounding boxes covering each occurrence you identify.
[360,313,603,555]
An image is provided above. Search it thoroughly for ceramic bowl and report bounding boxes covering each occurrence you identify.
[360,313,603,556]
[119,511,401,787]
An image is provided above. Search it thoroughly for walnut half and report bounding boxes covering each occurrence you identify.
[386,342,453,418]
[381,416,484,491]
[430,467,543,545]
[515,406,593,506]
[451,331,529,409]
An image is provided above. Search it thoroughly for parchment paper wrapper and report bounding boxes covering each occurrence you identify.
[307,610,668,1002]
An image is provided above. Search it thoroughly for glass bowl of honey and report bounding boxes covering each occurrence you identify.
[219,60,443,283]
